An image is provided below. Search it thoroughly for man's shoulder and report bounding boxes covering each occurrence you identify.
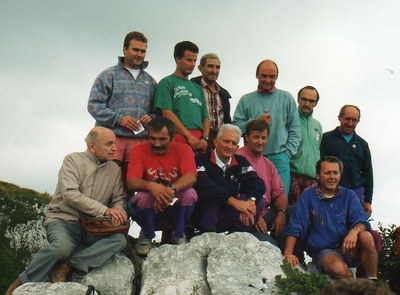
[233,153,253,167]
[322,128,339,138]
[239,90,260,101]
[352,132,369,145]
[308,116,323,130]
[169,142,194,154]
[216,82,232,100]
[141,70,157,84]
[190,76,202,85]
[96,63,120,78]
[158,74,175,84]
[132,141,151,153]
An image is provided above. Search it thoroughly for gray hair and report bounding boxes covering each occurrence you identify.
[85,126,111,144]
[216,124,242,140]
[200,53,220,66]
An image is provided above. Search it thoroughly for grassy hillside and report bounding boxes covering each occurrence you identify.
[0,181,51,293]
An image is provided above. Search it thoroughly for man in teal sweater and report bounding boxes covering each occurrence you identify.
[233,59,300,195]
[289,86,323,204]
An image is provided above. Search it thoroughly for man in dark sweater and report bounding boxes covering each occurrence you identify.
[320,105,373,215]
[192,124,265,233]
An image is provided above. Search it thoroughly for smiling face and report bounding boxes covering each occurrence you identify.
[245,129,268,155]
[175,50,197,78]
[338,106,360,135]
[316,161,341,195]
[256,61,278,92]
[214,129,240,163]
[199,58,220,84]
[123,39,147,70]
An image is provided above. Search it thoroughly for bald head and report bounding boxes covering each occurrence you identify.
[256,59,279,92]
[86,127,116,162]
[256,59,279,77]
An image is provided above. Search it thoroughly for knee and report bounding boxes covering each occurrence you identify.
[324,260,353,279]
[132,192,155,209]
[358,231,376,250]
[47,241,75,260]
[111,233,127,251]
[177,188,198,206]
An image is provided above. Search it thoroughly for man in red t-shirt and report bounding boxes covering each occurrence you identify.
[127,117,197,255]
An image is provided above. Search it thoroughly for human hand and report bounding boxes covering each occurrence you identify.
[149,183,174,213]
[258,113,272,125]
[196,138,208,152]
[284,254,299,268]
[186,135,201,151]
[255,216,268,233]
[104,207,127,226]
[120,115,141,131]
[342,230,358,252]
[364,202,372,216]
[239,211,255,226]
[270,212,286,237]
[139,114,152,126]
[235,199,257,216]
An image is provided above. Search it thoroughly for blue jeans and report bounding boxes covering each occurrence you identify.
[19,220,126,283]
[266,152,290,196]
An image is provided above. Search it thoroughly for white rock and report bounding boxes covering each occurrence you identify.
[140,232,285,295]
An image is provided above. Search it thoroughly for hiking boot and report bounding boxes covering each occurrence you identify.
[135,231,152,256]
[5,277,21,295]
[50,262,72,282]
[171,234,188,245]
[161,229,173,244]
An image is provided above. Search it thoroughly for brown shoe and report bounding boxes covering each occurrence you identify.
[49,262,72,282]
[5,277,21,295]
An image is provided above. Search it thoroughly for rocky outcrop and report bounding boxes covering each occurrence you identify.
[11,232,286,295]
[140,232,285,295]
[12,254,135,295]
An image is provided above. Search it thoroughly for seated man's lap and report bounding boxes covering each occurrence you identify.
[314,248,358,273]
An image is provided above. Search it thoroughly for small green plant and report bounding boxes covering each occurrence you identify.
[378,223,400,293]
[275,260,330,295]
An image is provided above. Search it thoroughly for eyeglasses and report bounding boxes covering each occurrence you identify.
[300,97,317,105]
[341,117,359,123]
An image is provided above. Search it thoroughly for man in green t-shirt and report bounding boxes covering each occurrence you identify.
[154,41,210,153]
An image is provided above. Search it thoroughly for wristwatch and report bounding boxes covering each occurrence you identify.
[352,226,360,233]
[201,136,209,141]
[170,184,177,193]
[277,208,287,214]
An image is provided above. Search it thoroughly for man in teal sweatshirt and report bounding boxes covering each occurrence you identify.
[289,86,322,204]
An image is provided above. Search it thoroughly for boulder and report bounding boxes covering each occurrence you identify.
[140,232,285,295]
[13,253,135,295]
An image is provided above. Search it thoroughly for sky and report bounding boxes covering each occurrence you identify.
[1,0,399,227]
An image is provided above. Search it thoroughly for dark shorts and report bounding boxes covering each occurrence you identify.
[313,248,358,273]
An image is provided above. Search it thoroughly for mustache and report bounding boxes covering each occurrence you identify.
[151,146,166,152]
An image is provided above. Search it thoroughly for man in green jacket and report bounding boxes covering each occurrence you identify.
[289,86,322,204]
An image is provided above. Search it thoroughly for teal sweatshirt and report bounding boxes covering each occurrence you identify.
[233,89,300,157]
[290,109,322,178]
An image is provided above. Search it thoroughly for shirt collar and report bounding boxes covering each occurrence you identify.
[314,183,342,200]
[201,78,220,92]
[213,148,232,170]
[257,84,276,94]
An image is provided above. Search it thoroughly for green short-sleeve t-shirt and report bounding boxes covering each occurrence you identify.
[154,74,209,130]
